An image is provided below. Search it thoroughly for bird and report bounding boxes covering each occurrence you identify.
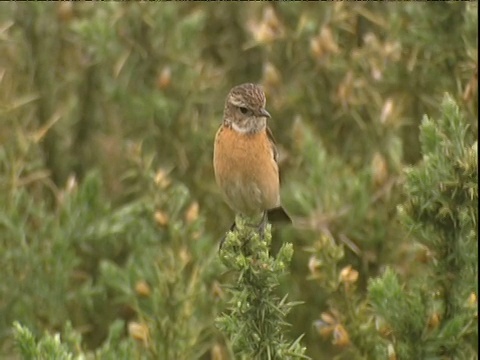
[213,83,291,246]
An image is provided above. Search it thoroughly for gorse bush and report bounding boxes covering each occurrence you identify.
[217,216,307,360]
[369,95,478,360]
[0,3,477,359]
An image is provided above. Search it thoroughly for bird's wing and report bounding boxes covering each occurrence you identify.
[266,126,278,164]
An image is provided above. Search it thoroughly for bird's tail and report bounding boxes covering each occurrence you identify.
[267,206,292,224]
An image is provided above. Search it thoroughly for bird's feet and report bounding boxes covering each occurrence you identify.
[219,221,237,250]
[255,211,268,240]
[218,212,268,251]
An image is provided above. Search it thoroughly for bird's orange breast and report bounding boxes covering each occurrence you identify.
[214,126,280,217]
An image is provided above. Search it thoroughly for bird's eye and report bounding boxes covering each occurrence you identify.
[239,107,248,114]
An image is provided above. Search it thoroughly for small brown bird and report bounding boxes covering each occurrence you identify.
[214,83,291,243]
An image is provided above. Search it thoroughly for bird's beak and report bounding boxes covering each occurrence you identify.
[258,108,271,119]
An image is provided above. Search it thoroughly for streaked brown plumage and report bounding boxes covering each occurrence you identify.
[213,83,291,241]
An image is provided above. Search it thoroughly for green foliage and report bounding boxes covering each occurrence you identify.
[97,181,220,360]
[368,269,428,359]
[390,95,477,359]
[0,105,221,357]
[13,322,76,360]
[368,95,477,359]
[217,216,307,360]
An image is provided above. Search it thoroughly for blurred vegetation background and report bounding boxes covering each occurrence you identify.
[0,3,477,359]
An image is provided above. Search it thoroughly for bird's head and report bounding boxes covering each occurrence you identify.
[223,83,271,134]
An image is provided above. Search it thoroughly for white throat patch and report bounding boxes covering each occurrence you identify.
[231,121,250,134]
